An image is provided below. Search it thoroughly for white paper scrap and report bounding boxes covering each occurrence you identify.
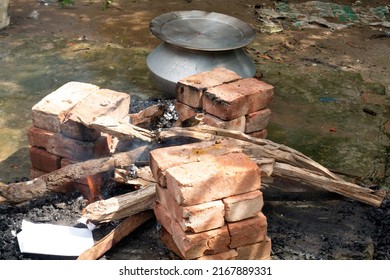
[17,220,94,256]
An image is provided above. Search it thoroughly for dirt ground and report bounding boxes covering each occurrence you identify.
[0,0,389,260]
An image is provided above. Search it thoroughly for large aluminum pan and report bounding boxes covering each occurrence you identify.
[146,42,256,97]
[150,10,255,51]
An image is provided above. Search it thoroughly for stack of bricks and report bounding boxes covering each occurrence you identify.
[175,68,274,139]
[28,81,130,197]
[150,139,271,260]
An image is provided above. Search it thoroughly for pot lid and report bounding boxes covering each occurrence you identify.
[150,10,256,51]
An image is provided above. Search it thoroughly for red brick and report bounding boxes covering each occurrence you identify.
[247,129,268,139]
[176,68,241,108]
[61,88,130,140]
[203,113,246,132]
[159,227,185,259]
[156,185,225,233]
[245,108,271,133]
[28,126,110,161]
[202,78,274,120]
[228,212,268,248]
[171,220,231,260]
[93,136,111,158]
[174,101,198,122]
[166,152,261,206]
[195,249,238,260]
[27,126,54,148]
[29,147,61,172]
[155,202,231,259]
[235,236,272,260]
[154,202,175,236]
[32,82,99,133]
[160,227,238,260]
[60,120,101,141]
[149,139,241,187]
[223,190,264,222]
[32,82,130,140]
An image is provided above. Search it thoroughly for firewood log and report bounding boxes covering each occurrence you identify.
[77,210,154,260]
[0,123,386,207]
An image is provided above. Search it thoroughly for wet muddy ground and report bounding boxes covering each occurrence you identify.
[0,0,389,260]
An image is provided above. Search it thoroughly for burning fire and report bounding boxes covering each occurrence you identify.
[86,175,102,203]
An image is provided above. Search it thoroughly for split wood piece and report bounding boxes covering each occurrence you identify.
[271,162,386,207]
[0,122,386,207]
[82,184,156,223]
[0,145,149,204]
[83,119,340,181]
[77,210,154,260]
[88,116,154,142]
[129,104,165,128]
[114,166,156,186]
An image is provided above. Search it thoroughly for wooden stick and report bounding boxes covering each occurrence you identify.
[0,121,386,207]
[157,126,340,179]
[157,127,386,206]
[82,184,156,223]
[0,145,149,204]
[272,162,386,207]
[89,116,155,142]
[114,166,156,186]
[77,210,154,260]
[129,104,165,128]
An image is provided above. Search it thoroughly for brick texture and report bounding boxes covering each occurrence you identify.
[61,88,130,140]
[176,68,241,108]
[31,82,98,133]
[60,120,101,141]
[156,203,231,259]
[166,152,261,206]
[203,114,246,132]
[32,81,130,141]
[228,212,268,248]
[235,236,272,260]
[174,101,198,122]
[223,190,264,222]
[149,139,241,187]
[159,227,185,259]
[245,108,271,134]
[156,185,225,233]
[29,147,61,172]
[202,78,274,120]
[171,220,231,260]
[154,202,175,234]
[28,126,110,161]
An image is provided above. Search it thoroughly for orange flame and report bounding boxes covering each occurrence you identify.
[86,175,102,203]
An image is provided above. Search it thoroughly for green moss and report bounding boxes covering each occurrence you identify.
[260,62,388,182]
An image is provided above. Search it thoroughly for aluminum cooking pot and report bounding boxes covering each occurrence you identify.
[146,10,257,98]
